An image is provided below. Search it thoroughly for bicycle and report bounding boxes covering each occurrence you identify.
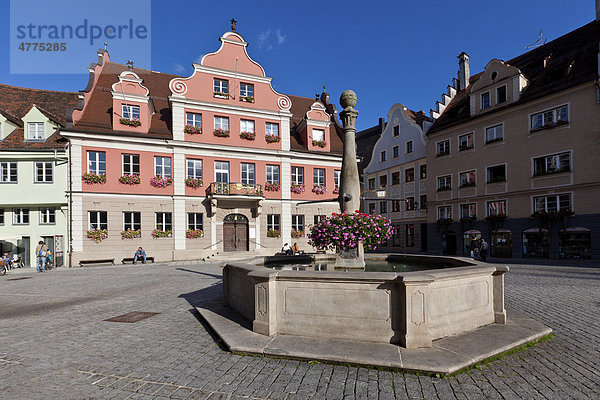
[0,261,7,276]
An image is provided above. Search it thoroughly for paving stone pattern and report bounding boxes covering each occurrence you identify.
[0,261,598,399]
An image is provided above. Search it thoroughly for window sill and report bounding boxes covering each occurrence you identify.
[436,152,450,157]
[458,146,474,152]
[486,180,506,184]
[459,184,476,189]
[437,188,451,192]
[34,181,54,184]
[532,169,571,178]
[529,121,569,134]
[485,139,504,145]
[213,93,229,99]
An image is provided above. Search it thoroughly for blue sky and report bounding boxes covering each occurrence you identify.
[0,0,595,130]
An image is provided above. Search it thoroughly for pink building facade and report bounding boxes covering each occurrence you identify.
[62,30,343,264]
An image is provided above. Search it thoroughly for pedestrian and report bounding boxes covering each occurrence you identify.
[34,240,48,272]
[133,247,146,264]
[480,238,489,262]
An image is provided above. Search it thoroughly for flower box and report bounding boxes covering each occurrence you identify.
[240,96,254,103]
[87,229,108,243]
[152,229,172,238]
[312,184,327,195]
[312,140,326,148]
[291,229,304,238]
[82,172,106,184]
[213,128,230,137]
[436,218,454,226]
[533,166,571,177]
[119,118,141,127]
[150,175,173,188]
[291,183,305,194]
[333,187,340,194]
[240,131,256,140]
[459,217,477,224]
[213,92,228,99]
[485,214,507,223]
[186,229,204,239]
[459,182,476,188]
[265,134,281,143]
[185,177,203,189]
[264,182,281,192]
[184,124,202,134]
[458,145,474,151]
[308,211,393,251]
[119,174,141,185]
[485,137,503,145]
[267,229,281,238]
[121,229,141,239]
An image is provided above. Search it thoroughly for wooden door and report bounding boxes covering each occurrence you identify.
[235,224,248,251]
[223,223,236,252]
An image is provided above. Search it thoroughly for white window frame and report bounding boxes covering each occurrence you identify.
[187,159,203,180]
[267,214,280,231]
[0,161,18,183]
[458,132,474,151]
[240,82,254,98]
[292,214,304,231]
[313,168,325,186]
[533,151,571,176]
[241,163,255,185]
[437,175,451,191]
[266,122,279,136]
[334,170,340,189]
[122,154,140,176]
[312,129,325,142]
[436,139,450,156]
[459,170,476,187]
[123,211,141,231]
[485,123,504,144]
[154,156,172,178]
[214,116,229,130]
[13,208,30,225]
[187,213,203,231]
[39,207,56,225]
[87,151,106,175]
[213,78,229,94]
[27,122,44,140]
[89,211,108,230]
[533,194,572,213]
[460,203,477,218]
[122,104,140,120]
[481,91,491,110]
[530,104,569,130]
[437,206,452,220]
[155,212,172,231]
[240,119,255,133]
[266,165,280,184]
[186,112,202,127]
[291,166,304,185]
[215,161,229,183]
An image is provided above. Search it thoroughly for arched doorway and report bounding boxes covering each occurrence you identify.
[223,214,249,252]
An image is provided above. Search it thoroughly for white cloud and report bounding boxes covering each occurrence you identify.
[257,29,271,50]
[276,29,286,45]
[173,63,186,74]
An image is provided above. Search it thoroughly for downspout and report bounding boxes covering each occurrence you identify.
[68,141,73,268]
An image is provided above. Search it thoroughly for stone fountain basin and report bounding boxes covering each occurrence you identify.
[222,255,508,348]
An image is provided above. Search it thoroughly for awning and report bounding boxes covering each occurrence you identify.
[0,234,20,241]
[561,226,591,233]
[524,227,548,233]
[493,229,512,233]
[464,230,481,235]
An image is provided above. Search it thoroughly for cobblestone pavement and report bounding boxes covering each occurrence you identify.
[0,260,598,399]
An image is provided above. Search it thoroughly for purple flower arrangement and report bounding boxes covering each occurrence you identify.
[119,118,141,127]
[267,229,281,238]
[120,229,141,239]
[186,229,204,239]
[240,131,256,140]
[291,229,304,238]
[152,229,172,238]
[312,140,326,148]
[86,229,108,243]
[184,124,202,134]
[82,172,106,184]
[291,183,305,194]
[150,176,173,188]
[265,182,281,192]
[308,211,393,251]
[312,184,327,195]
[213,128,230,137]
[333,187,340,194]
[265,134,281,143]
[119,174,140,185]
[185,177,203,189]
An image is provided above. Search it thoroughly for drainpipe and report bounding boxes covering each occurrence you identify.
[68,141,73,268]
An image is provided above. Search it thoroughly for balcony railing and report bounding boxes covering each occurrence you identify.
[208,182,263,196]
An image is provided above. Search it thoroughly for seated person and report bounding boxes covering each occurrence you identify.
[291,243,300,255]
[281,243,292,255]
[133,247,147,264]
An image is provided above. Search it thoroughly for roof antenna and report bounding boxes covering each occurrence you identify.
[524,30,547,49]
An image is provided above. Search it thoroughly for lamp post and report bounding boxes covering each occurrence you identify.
[337,90,364,267]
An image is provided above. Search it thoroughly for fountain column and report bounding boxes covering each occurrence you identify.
[337,90,365,268]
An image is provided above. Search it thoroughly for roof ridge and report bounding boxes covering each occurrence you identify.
[0,82,77,95]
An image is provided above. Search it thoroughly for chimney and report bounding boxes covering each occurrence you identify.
[457,52,470,91]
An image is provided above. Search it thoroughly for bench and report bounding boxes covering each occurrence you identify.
[121,257,155,264]
[79,259,115,267]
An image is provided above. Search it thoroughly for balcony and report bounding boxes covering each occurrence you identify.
[208,182,263,197]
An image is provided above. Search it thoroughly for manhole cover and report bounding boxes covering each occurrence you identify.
[104,311,160,323]
[6,277,32,281]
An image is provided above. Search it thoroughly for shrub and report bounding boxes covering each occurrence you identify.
[291,229,304,238]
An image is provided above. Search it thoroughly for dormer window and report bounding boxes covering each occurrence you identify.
[27,122,44,140]
[496,86,507,104]
[312,129,325,142]
[481,92,490,110]
[214,78,229,98]
[122,105,140,120]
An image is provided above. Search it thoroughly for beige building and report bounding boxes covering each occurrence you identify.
[425,20,600,259]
